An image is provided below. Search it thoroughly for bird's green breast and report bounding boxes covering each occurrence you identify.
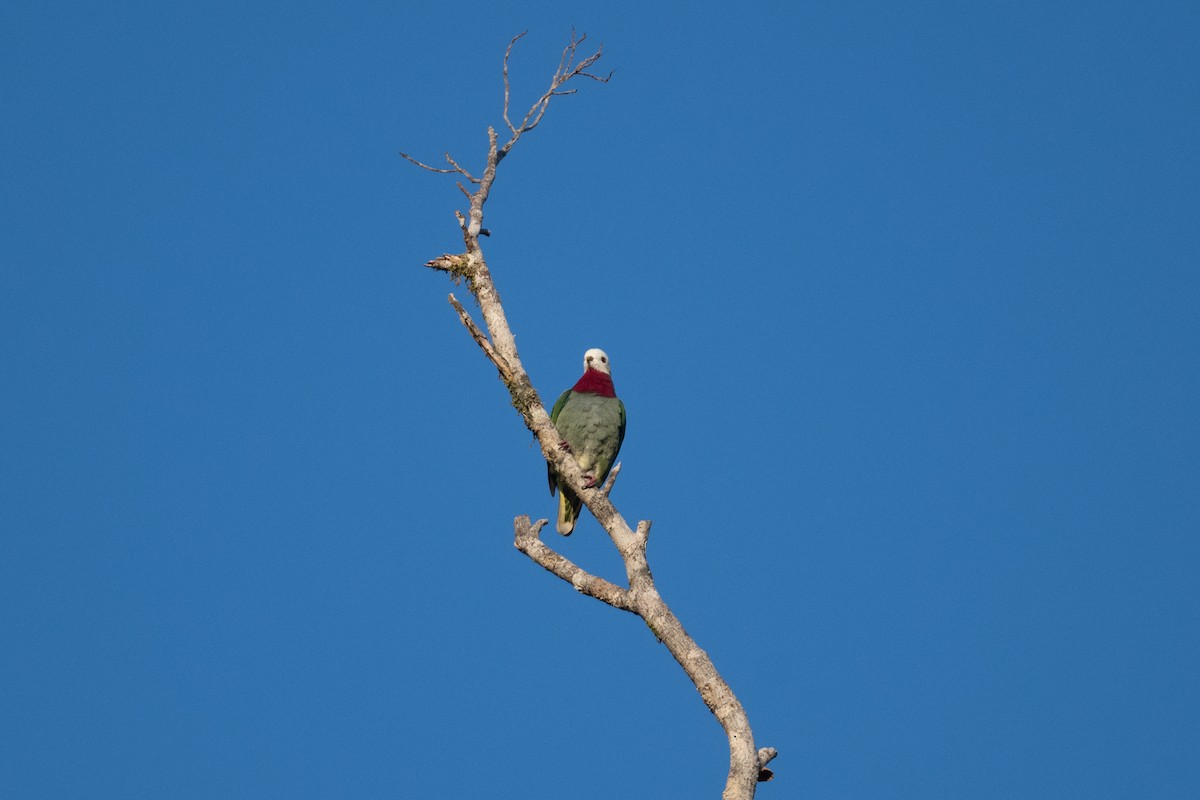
[557,392,623,474]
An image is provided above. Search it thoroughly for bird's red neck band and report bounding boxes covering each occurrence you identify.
[571,369,616,397]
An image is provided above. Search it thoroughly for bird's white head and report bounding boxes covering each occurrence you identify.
[583,348,612,375]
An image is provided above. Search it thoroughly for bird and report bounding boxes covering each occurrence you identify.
[548,348,627,535]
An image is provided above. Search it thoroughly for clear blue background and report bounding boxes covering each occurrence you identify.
[3,1,1198,798]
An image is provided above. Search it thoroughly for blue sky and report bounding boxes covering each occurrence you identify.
[2,1,1198,798]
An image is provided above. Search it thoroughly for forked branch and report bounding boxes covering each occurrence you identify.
[398,151,480,184]
[405,32,771,800]
[500,28,613,160]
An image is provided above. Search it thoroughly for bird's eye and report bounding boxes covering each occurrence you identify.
[601,356,607,363]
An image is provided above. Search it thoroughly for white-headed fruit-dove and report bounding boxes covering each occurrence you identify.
[547,348,626,535]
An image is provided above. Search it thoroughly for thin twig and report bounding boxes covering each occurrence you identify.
[448,294,513,381]
[399,152,458,173]
[600,461,622,495]
[444,154,479,184]
[399,151,480,183]
[497,29,611,161]
[502,31,529,135]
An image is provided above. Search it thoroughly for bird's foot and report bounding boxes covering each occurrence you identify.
[582,473,597,488]
[557,440,572,452]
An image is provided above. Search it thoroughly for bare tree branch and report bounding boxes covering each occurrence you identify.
[397,151,456,173]
[514,516,634,611]
[405,32,771,800]
[447,293,513,382]
[496,27,613,163]
[398,150,480,184]
[443,154,479,184]
[501,31,529,135]
[600,461,621,495]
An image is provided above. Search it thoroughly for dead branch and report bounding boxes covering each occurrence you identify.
[757,747,779,782]
[406,32,770,800]
[514,516,634,611]
[600,461,622,495]
[447,293,513,383]
[398,151,479,184]
[498,28,613,162]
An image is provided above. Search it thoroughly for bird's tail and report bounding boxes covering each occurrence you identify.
[557,488,580,536]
